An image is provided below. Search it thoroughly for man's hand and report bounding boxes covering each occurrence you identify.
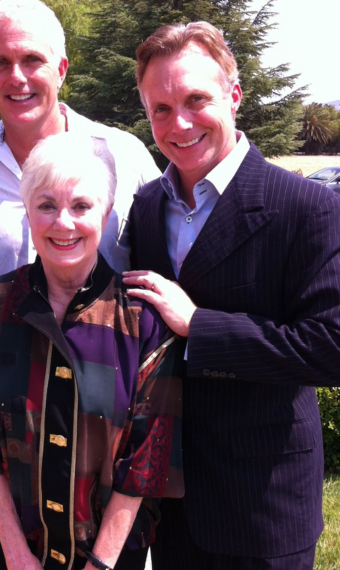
[123,271,196,337]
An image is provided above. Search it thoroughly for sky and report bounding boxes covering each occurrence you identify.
[250,0,339,104]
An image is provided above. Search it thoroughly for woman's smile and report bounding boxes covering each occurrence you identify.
[49,237,81,248]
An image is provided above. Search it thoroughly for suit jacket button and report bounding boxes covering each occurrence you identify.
[228,372,236,379]
[211,370,219,378]
[219,371,227,378]
[202,369,210,377]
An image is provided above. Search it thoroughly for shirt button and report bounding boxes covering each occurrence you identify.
[202,369,210,377]
[228,372,236,379]
[211,370,219,378]
[219,371,228,378]
[185,215,193,223]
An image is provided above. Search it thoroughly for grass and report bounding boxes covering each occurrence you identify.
[315,475,340,569]
[265,155,340,177]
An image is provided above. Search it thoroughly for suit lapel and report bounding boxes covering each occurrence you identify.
[179,145,277,288]
[134,145,277,288]
[133,187,176,281]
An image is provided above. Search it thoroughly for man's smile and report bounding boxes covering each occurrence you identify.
[7,93,35,101]
[174,134,206,148]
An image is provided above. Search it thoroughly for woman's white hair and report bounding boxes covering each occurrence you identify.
[20,133,117,213]
[0,0,66,60]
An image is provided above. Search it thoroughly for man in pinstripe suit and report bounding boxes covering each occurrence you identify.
[123,21,340,570]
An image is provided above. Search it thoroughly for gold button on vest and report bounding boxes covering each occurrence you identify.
[50,434,67,447]
[51,549,66,564]
[47,500,64,513]
[55,367,72,379]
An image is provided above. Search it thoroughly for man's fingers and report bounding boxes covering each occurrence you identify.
[123,273,163,294]
[123,270,156,280]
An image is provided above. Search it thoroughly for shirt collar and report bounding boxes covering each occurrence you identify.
[161,162,181,200]
[29,252,114,313]
[0,120,22,178]
[206,131,250,194]
[161,131,250,198]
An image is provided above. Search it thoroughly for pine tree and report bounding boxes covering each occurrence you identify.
[68,0,306,162]
[44,0,94,99]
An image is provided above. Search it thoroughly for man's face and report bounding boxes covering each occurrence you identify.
[141,42,242,190]
[0,18,67,132]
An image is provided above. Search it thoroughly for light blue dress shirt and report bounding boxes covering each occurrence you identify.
[161,131,250,278]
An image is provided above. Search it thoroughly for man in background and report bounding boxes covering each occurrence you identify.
[124,21,340,570]
[0,0,159,276]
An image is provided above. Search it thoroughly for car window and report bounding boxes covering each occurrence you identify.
[309,168,339,181]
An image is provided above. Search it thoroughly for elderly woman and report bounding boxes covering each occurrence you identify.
[0,133,183,570]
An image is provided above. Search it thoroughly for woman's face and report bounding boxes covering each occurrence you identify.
[27,178,110,276]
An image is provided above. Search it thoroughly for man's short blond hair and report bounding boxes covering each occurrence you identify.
[136,21,239,104]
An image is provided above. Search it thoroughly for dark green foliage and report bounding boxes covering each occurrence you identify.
[317,388,340,473]
[65,0,306,164]
[43,0,94,99]
[299,103,340,154]
[298,102,332,154]
[298,103,340,155]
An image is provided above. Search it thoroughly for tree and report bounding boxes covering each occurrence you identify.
[43,0,94,99]
[68,0,306,164]
[321,105,340,155]
[218,1,305,156]
[299,102,333,154]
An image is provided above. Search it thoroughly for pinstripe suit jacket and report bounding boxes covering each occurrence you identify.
[129,143,340,557]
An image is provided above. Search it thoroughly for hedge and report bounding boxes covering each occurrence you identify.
[317,387,340,472]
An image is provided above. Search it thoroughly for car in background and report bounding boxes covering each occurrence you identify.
[307,166,340,193]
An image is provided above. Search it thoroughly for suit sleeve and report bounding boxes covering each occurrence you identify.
[187,192,340,387]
